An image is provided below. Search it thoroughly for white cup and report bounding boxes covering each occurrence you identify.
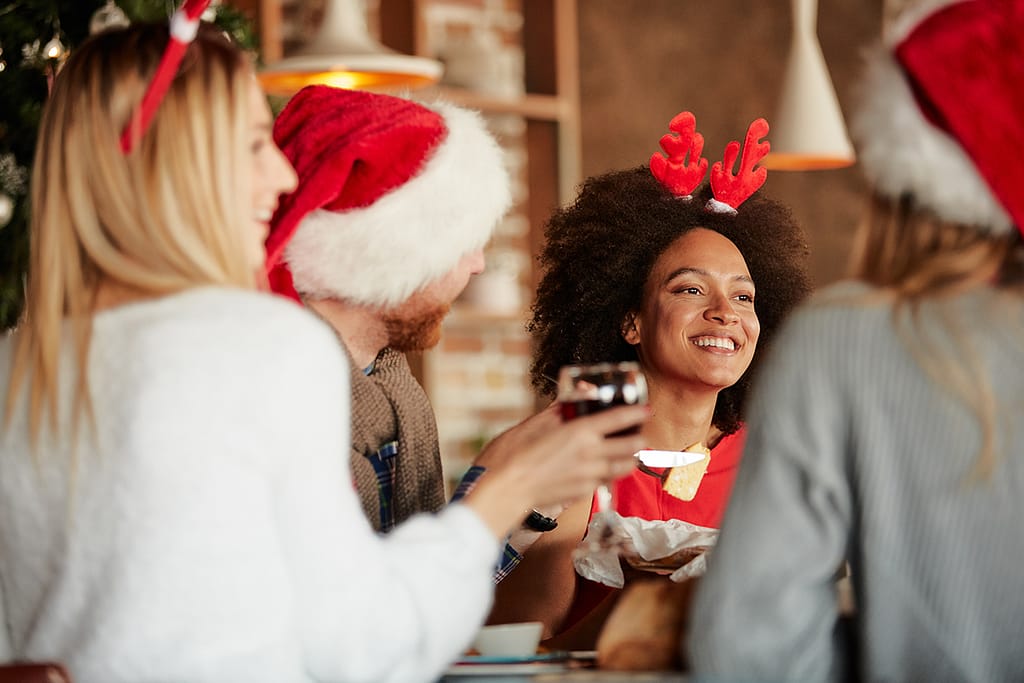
[472,621,543,657]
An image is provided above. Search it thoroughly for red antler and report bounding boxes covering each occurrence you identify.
[650,111,708,198]
[708,118,770,213]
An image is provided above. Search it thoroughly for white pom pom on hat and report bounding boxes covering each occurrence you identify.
[266,86,512,307]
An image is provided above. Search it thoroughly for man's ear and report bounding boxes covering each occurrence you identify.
[621,312,641,345]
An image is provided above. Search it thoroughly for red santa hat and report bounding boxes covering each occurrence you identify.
[266,86,512,307]
[850,0,1024,236]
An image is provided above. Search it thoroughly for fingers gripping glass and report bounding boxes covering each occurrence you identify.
[557,362,647,555]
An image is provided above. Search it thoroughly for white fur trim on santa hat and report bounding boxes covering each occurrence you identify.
[850,38,1012,234]
[284,101,512,308]
[883,0,961,47]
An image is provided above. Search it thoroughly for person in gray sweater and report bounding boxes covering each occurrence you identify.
[687,1,1024,681]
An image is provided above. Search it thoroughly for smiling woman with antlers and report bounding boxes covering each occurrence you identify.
[486,111,812,653]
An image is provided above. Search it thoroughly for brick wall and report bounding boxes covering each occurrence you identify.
[414,1,538,492]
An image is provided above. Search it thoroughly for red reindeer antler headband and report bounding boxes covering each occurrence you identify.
[650,112,708,199]
[650,112,770,214]
[120,0,212,154]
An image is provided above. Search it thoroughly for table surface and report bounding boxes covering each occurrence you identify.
[439,672,689,683]
[438,652,689,683]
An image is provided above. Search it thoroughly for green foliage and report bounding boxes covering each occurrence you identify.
[0,1,257,331]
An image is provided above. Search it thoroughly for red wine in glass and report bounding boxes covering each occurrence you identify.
[557,362,648,437]
[559,397,643,436]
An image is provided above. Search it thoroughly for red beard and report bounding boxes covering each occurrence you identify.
[382,303,450,352]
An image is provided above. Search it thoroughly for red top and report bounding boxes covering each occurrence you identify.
[610,427,746,528]
[560,427,746,633]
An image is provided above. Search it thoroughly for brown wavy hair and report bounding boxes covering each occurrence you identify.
[529,166,812,434]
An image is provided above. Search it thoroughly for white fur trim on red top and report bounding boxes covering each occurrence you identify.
[850,40,1012,234]
[284,101,512,308]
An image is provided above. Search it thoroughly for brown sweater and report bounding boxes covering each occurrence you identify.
[347,347,446,531]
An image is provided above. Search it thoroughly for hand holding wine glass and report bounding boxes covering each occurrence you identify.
[558,362,648,555]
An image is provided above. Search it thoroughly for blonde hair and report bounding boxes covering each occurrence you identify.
[850,194,1024,478]
[5,23,257,445]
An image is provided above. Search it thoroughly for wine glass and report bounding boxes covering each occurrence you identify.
[557,361,648,555]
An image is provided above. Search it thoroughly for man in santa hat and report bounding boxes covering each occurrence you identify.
[265,86,557,569]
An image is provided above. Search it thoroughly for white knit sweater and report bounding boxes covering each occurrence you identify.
[0,288,498,683]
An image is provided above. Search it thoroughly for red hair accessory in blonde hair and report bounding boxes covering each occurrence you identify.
[707,118,770,214]
[120,0,212,154]
[650,111,709,199]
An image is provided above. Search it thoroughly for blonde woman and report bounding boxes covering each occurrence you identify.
[0,10,646,683]
[689,1,1024,680]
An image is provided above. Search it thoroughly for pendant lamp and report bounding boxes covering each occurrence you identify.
[763,0,855,170]
[258,0,443,97]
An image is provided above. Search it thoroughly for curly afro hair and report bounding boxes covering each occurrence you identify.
[529,166,812,435]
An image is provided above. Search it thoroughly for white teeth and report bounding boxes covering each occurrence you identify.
[694,337,735,350]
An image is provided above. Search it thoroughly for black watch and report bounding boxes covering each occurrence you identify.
[524,509,558,532]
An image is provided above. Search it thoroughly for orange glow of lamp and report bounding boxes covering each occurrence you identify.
[257,0,443,98]
[762,0,855,171]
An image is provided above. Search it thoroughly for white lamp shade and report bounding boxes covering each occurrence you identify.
[764,0,855,170]
[258,0,443,97]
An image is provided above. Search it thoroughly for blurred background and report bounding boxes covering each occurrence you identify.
[0,0,885,488]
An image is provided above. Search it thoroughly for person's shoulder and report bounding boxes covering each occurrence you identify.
[190,288,342,362]
[808,280,879,306]
[785,280,889,334]
[761,280,893,369]
[100,287,345,376]
[170,286,320,326]
[149,287,329,336]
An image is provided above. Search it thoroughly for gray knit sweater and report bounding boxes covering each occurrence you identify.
[688,281,1024,682]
